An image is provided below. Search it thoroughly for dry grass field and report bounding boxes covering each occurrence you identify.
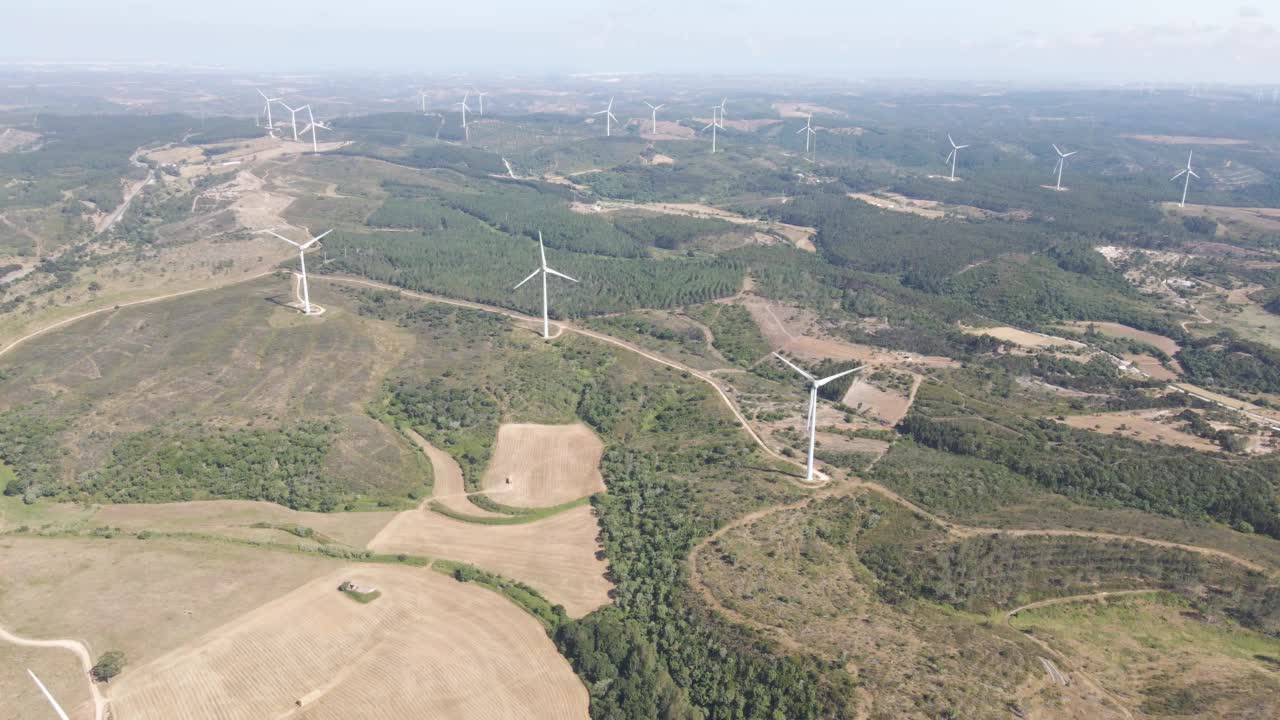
[1123,134,1249,145]
[841,377,914,425]
[1055,321,1182,355]
[481,423,605,507]
[1060,409,1220,452]
[963,324,1086,350]
[93,500,398,548]
[570,199,818,252]
[0,536,336,670]
[107,565,588,720]
[368,505,611,618]
[0,644,94,720]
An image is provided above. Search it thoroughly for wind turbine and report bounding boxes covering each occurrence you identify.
[797,113,817,160]
[457,92,472,141]
[472,88,488,116]
[945,134,969,181]
[257,89,281,132]
[1171,150,1200,208]
[774,352,864,483]
[27,669,70,720]
[420,91,429,114]
[702,105,724,153]
[593,97,619,137]
[262,228,332,315]
[300,106,331,153]
[279,102,307,142]
[1051,144,1078,191]
[513,231,578,339]
[643,101,665,134]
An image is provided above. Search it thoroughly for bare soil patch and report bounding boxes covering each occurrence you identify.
[0,127,42,153]
[841,377,914,426]
[848,191,1029,222]
[1060,409,1220,452]
[1055,321,1181,355]
[963,325,1086,350]
[641,120,695,140]
[572,199,817,252]
[1123,134,1249,145]
[771,102,844,118]
[481,423,606,507]
[366,505,611,618]
[108,565,588,720]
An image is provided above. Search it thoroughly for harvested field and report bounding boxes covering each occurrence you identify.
[481,423,605,507]
[1124,353,1179,380]
[1059,409,1220,452]
[771,102,844,118]
[403,429,503,517]
[0,536,336,670]
[366,505,611,617]
[1123,134,1249,145]
[1056,321,1181,355]
[963,325,1085,350]
[107,565,588,720]
[841,376,914,425]
[93,500,397,548]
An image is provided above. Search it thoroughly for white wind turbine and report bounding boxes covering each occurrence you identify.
[774,352,864,483]
[797,113,817,160]
[300,106,331,153]
[472,88,488,116]
[1051,144,1078,191]
[262,228,332,315]
[643,101,665,134]
[702,105,724,153]
[457,92,473,141]
[257,89,282,133]
[513,231,578,339]
[593,97,619,137]
[1171,150,1200,208]
[279,102,307,142]
[27,669,70,720]
[945,134,969,181]
[420,91,429,114]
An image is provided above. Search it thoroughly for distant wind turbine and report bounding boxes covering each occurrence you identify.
[643,101,665,134]
[797,113,817,160]
[473,88,488,115]
[27,669,70,720]
[300,106,331,153]
[945,133,969,181]
[257,89,281,133]
[513,231,578,339]
[457,92,473,141]
[279,102,307,142]
[702,105,724,153]
[593,97,619,137]
[420,91,429,114]
[1051,144,1078,191]
[774,352,864,483]
[262,228,332,315]
[1170,150,1200,208]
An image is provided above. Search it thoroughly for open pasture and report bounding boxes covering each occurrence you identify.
[480,423,605,507]
[0,644,94,720]
[107,565,588,720]
[1059,408,1221,452]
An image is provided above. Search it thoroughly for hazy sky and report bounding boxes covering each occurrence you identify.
[4,1,1278,84]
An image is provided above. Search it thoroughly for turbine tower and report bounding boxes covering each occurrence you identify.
[473,88,488,115]
[279,102,307,142]
[945,134,969,181]
[775,352,864,483]
[420,91,429,114]
[300,106,331,153]
[643,101,665,134]
[797,113,817,160]
[513,231,579,339]
[263,228,332,315]
[593,97,619,137]
[257,89,281,133]
[702,105,724,153]
[457,92,473,141]
[1171,150,1200,208]
[27,669,70,720]
[1052,144,1078,191]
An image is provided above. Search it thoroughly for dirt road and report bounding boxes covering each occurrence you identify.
[0,624,107,720]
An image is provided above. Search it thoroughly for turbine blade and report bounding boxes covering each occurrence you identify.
[1064,151,1077,157]
[1171,170,1187,181]
[948,133,956,147]
[772,352,815,381]
[545,267,579,282]
[957,144,970,149]
[1053,143,1063,156]
[513,268,541,289]
[1188,170,1200,178]
[262,229,302,247]
[538,231,547,268]
[593,109,608,115]
[815,366,864,387]
[796,126,806,134]
[27,670,70,720]
[257,89,269,100]
[946,150,955,164]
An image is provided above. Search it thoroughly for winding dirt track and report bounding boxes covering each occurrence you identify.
[0,624,106,720]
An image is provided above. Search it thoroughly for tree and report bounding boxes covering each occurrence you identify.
[91,650,126,683]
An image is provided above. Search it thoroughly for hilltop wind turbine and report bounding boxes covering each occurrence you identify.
[457,92,473,141]
[593,97,619,137]
[775,352,864,483]
[472,88,488,115]
[257,89,281,132]
[513,231,578,339]
[262,228,332,315]
[797,113,817,160]
[643,101,665,133]
[1051,144,1078,191]
[1171,150,1200,208]
[300,106,331,153]
[702,105,724,153]
[945,134,969,181]
[279,102,307,142]
[27,669,70,720]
